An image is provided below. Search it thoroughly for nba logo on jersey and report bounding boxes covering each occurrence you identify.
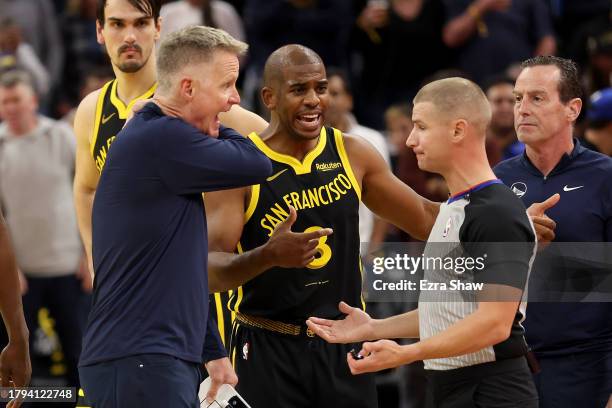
[242,342,249,360]
[442,217,452,238]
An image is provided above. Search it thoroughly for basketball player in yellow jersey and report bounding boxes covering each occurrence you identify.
[202,45,440,408]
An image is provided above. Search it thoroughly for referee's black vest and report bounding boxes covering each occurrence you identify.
[91,79,157,173]
[229,127,364,323]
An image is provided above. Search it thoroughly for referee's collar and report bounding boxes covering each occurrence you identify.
[519,137,586,177]
[447,179,503,204]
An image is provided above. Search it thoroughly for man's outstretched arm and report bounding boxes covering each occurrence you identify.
[307,301,419,344]
[219,105,268,136]
[347,294,520,374]
[345,134,440,241]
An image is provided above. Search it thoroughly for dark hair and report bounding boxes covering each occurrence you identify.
[326,67,352,95]
[96,0,161,24]
[481,74,515,95]
[520,56,582,103]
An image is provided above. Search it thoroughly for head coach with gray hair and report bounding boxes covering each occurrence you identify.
[78,26,272,407]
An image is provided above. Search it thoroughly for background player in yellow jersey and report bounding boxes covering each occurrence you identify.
[203,44,440,408]
[74,0,267,279]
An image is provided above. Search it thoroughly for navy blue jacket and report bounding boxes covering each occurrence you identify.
[81,103,272,366]
[494,140,612,356]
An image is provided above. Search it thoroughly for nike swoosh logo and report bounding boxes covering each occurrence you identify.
[266,168,288,182]
[563,185,584,192]
[101,112,116,124]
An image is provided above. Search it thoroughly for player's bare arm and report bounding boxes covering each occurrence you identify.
[205,186,252,291]
[73,89,102,275]
[206,187,332,292]
[0,212,31,397]
[343,133,439,241]
[219,105,268,136]
[129,103,268,137]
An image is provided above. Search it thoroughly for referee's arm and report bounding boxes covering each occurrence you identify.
[348,288,522,374]
[307,303,420,343]
[350,205,533,373]
[408,206,533,363]
[407,293,521,361]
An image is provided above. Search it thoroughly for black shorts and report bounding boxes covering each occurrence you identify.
[229,320,378,408]
[425,357,538,408]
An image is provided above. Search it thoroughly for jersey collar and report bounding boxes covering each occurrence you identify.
[519,138,587,177]
[447,179,503,204]
[247,128,327,175]
[110,80,157,119]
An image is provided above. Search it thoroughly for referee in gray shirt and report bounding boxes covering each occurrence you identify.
[308,78,551,407]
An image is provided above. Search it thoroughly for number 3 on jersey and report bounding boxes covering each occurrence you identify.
[304,226,332,269]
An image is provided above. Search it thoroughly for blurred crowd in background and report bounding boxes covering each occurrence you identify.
[0,1,611,407]
[1,0,611,193]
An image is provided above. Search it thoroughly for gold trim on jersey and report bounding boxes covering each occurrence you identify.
[230,316,239,357]
[90,80,113,156]
[109,79,157,119]
[231,343,237,368]
[358,259,366,311]
[244,184,260,224]
[228,289,236,327]
[214,293,226,347]
[231,242,245,313]
[228,319,239,368]
[334,128,362,201]
[247,128,327,175]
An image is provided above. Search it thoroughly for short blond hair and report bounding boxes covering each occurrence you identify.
[156,25,248,92]
[414,77,491,133]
